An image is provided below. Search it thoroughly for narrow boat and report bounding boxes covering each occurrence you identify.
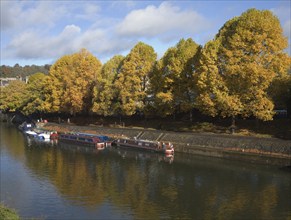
[112,137,174,156]
[58,132,109,150]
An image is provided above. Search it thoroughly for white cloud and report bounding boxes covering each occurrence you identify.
[109,1,137,10]
[0,1,67,32]
[3,23,133,62]
[116,2,210,40]
[0,1,22,30]
[6,31,45,59]
[60,25,81,37]
[1,0,135,63]
[1,1,212,64]
[2,1,289,66]
[5,25,82,59]
[75,3,101,21]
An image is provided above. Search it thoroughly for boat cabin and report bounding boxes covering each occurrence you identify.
[114,138,174,156]
[59,133,108,150]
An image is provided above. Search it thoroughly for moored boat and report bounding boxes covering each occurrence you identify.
[19,122,35,132]
[25,130,51,142]
[50,132,59,140]
[24,130,56,146]
[38,132,51,140]
[58,132,109,150]
[112,137,174,156]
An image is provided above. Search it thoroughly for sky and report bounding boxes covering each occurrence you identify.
[1,0,290,67]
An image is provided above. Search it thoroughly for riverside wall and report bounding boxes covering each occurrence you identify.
[42,123,291,166]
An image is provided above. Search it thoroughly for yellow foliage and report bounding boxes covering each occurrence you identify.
[195,9,290,122]
[46,49,102,114]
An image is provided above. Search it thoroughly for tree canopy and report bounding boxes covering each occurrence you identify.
[195,9,290,123]
[92,55,124,116]
[45,49,102,115]
[150,38,199,118]
[0,64,50,78]
[0,80,29,112]
[115,42,157,116]
[1,8,290,123]
[22,72,48,114]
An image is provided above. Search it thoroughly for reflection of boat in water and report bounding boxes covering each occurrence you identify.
[25,136,103,156]
[55,142,104,155]
[109,146,174,164]
[24,130,58,146]
[59,132,109,150]
[112,137,174,156]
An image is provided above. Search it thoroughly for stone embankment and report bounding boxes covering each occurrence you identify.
[42,122,291,166]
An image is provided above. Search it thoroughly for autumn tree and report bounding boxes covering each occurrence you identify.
[45,49,102,115]
[195,9,290,129]
[268,67,291,111]
[115,42,157,116]
[149,38,199,119]
[92,55,124,116]
[22,72,48,115]
[194,40,224,117]
[0,80,29,112]
[0,64,50,78]
[147,60,174,117]
[287,75,291,117]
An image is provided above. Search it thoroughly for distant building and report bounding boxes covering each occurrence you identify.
[0,77,28,87]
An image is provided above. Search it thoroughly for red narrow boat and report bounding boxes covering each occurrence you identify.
[112,137,174,156]
[59,133,108,150]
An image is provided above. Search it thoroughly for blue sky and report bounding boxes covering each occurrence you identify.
[1,0,290,66]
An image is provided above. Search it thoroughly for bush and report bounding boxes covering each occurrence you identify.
[0,204,20,220]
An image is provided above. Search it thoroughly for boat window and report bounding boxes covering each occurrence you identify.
[79,138,85,141]
[87,139,93,142]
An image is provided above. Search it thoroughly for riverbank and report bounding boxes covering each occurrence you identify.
[41,122,291,166]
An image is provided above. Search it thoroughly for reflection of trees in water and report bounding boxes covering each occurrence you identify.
[1,125,27,161]
[19,141,290,219]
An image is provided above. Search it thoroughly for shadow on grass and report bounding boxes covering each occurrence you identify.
[42,114,291,140]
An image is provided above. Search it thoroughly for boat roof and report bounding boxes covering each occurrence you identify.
[62,132,109,141]
[119,137,162,144]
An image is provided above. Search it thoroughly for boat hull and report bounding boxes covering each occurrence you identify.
[113,138,174,156]
[59,133,107,150]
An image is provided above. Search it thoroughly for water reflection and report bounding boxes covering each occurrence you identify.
[1,124,291,219]
[109,147,174,164]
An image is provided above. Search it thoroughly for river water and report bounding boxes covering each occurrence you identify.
[1,123,290,219]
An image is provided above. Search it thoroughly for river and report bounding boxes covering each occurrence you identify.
[1,123,290,219]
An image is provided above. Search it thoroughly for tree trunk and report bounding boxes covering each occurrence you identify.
[255,118,259,131]
[189,110,193,122]
[231,115,236,134]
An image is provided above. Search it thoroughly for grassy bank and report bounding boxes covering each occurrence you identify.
[42,114,291,140]
[0,204,20,220]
